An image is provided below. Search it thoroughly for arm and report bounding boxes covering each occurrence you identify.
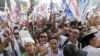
[0,36,12,52]
[61,15,67,29]
[53,27,70,39]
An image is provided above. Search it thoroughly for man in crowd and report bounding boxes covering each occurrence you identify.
[22,38,35,56]
[82,32,100,56]
[45,38,63,56]
[39,32,49,48]
[54,28,82,49]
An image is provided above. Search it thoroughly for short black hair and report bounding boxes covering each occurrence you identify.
[49,37,57,42]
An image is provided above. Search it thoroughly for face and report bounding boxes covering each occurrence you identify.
[25,42,35,54]
[40,34,48,44]
[49,39,58,50]
[90,37,99,47]
[14,34,20,40]
[70,29,80,40]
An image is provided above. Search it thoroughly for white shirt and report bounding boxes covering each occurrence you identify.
[67,40,82,49]
[58,35,67,47]
[0,53,4,56]
[58,35,82,49]
[82,45,100,56]
[45,48,63,56]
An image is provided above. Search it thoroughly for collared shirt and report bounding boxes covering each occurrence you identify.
[58,35,82,49]
[67,40,82,49]
[58,35,67,48]
[45,48,63,56]
[82,45,100,56]
[22,52,36,56]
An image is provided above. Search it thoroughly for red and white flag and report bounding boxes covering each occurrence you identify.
[10,0,20,21]
[66,0,81,21]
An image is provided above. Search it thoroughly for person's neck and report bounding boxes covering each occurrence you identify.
[52,49,58,54]
[90,44,97,48]
[70,38,77,44]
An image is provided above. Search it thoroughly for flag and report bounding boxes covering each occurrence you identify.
[10,0,20,20]
[80,0,91,23]
[79,0,90,15]
[62,0,66,4]
[66,0,81,21]
[63,3,74,18]
[4,0,10,21]
[62,0,74,19]
[50,0,55,14]
[27,0,32,9]
[20,4,27,14]
[0,16,4,22]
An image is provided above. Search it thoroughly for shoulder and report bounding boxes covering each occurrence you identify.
[60,35,68,40]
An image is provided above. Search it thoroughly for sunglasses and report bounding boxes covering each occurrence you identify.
[40,36,47,38]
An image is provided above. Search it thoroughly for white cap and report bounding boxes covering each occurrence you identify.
[14,30,19,33]
[22,37,35,47]
[89,27,98,34]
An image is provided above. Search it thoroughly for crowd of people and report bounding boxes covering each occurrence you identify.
[0,12,100,56]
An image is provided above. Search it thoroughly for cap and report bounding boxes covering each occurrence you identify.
[13,30,19,35]
[89,27,98,34]
[23,37,35,47]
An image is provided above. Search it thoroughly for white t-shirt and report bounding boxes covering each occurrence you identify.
[58,35,82,49]
[45,48,63,56]
[82,45,100,56]
[0,53,4,56]
[58,35,67,47]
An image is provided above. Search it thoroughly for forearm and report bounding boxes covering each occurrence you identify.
[53,30,63,37]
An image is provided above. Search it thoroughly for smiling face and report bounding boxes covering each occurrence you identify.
[49,39,58,50]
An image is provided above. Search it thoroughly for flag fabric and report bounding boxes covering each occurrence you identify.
[20,4,27,14]
[65,0,81,21]
[62,0,66,4]
[8,38,21,56]
[4,0,10,21]
[62,0,74,19]
[10,0,20,21]
[0,16,4,22]
[79,0,91,23]
[61,0,81,20]
[37,0,48,17]
[80,0,90,15]
[50,0,56,14]
[63,3,74,18]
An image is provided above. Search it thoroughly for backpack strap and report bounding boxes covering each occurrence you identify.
[78,41,82,49]
[62,38,70,48]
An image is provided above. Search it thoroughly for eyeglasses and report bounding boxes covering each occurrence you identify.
[71,31,79,34]
[40,36,47,38]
